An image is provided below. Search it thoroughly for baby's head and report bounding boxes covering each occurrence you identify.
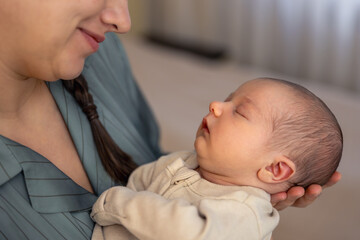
[195,78,342,193]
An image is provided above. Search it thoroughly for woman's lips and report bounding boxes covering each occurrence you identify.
[79,28,105,52]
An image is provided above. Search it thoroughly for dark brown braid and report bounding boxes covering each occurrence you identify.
[62,75,138,184]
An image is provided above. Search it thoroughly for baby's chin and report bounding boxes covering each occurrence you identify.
[193,137,201,152]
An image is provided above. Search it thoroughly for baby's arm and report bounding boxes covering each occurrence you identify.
[91,187,275,240]
[126,160,157,191]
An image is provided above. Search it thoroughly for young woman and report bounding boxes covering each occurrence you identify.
[0,0,340,239]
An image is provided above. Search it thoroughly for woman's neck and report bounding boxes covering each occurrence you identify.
[0,75,55,144]
[0,61,44,119]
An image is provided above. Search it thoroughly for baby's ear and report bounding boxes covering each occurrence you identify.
[257,155,296,184]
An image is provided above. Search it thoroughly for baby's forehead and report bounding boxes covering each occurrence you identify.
[232,79,290,98]
[231,80,300,115]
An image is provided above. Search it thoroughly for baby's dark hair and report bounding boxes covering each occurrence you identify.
[263,78,343,188]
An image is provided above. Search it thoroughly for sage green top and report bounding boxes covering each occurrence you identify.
[0,33,162,240]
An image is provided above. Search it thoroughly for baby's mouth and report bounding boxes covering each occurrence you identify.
[202,118,210,133]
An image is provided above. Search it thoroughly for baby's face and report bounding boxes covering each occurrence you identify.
[194,79,292,185]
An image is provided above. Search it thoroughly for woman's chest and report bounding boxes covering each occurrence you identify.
[0,99,94,193]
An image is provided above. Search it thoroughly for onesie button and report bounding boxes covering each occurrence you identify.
[174,180,182,185]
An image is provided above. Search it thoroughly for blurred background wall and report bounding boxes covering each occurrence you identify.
[131,0,360,92]
[125,0,360,239]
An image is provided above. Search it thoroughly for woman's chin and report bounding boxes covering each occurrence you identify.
[60,71,82,80]
[56,61,85,81]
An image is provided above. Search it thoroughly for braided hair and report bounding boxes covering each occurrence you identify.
[62,75,138,184]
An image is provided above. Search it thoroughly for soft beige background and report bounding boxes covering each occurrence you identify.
[118,33,360,240]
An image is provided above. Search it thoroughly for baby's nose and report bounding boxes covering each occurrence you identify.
[209,101,223,117]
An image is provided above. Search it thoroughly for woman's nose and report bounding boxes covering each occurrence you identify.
[209,101,224,117]
[101,0,131,33]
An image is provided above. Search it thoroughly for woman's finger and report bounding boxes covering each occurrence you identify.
[272,187,305,211]
[291,184,322,208]
[270,192,287,206]
[323,171,341,188]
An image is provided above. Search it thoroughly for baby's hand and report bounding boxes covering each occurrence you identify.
[271,171,341,211]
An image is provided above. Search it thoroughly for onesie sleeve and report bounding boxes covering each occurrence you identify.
[91,187,276,240]
[126,151,194,191]
[126,161,157,191]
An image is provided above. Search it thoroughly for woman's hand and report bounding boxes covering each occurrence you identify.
[271,171,341,211]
